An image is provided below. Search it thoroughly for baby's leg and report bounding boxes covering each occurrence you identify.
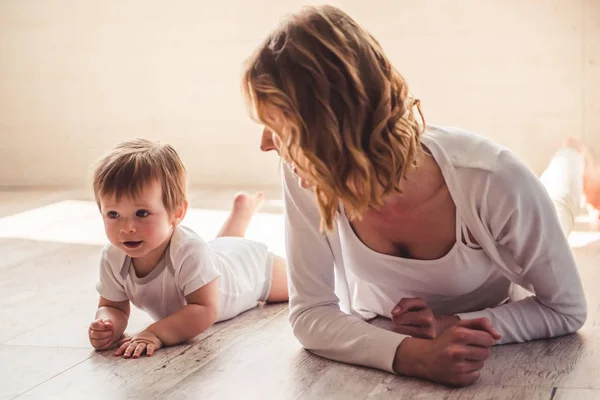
[539,138,585,237]
[216,192,265,238]
[582,147,600,216]
[266,255,289,303]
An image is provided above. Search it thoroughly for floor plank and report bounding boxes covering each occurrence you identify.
[0,345,92,400]
[0,190,598,399]
[573,239,600,329]
[0,189,89,218]
[302,371,553,400]
[0,239,66,272]
[0,241,102,344]
[164,310,332,400]
[14,304,289,399]
[5,303,154,349]
[478,330,600,389]
[554,388,600,400]
[468,240,600,390]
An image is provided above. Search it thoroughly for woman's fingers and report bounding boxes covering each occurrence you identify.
[392,308,435,327]
[391,324,436,339]
[391,297,428,316]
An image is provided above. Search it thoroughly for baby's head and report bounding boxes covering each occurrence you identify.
[92,139,188,262]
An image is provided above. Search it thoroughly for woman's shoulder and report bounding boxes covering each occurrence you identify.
[424,125,537,203]
[424,125,532,180]
[422,125,509,172]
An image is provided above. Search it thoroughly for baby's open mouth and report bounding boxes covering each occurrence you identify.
[123,241,143,249]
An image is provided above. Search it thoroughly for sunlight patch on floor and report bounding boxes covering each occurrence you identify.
[0,200,286,256]
[0,200,598,255]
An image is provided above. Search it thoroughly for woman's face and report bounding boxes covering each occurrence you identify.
[259,112,314,189]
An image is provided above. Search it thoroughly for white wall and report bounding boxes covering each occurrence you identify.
[0,0,598,188]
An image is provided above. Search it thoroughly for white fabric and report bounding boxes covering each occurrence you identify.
[338,206,508,319]
[540,147,584,237]
[96,225,273,322]
[284,125,587,373]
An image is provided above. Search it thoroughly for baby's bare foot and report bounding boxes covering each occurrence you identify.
[583,165,600,213]
[562,137,600,214]
[232,192,265,214]
[564,136,585,153]
[568,138,600,213]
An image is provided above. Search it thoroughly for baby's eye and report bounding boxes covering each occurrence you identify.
[136,209,150,218]
[107,211,119,219]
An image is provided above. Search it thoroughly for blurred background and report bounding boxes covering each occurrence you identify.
[1,4,599,398]
[0,0,598,191]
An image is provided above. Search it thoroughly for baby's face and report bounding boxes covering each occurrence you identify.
[99,180,175,266]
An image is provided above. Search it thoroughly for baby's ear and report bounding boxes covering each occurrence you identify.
[172,200,189,225]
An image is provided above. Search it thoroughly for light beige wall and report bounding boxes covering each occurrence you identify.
[0,0,598,188]
[584,0,600,153]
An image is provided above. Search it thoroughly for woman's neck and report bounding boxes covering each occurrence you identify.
[376,149,445,213]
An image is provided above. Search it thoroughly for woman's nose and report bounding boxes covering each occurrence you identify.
[260,128,277,153]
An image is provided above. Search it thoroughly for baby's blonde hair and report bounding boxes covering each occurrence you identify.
[92,139,187,214]
[243,5,425,230]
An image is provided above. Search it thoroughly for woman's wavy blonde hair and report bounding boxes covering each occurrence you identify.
[243,5,425,230]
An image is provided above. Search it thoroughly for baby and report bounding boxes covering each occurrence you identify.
[87,139,288,358]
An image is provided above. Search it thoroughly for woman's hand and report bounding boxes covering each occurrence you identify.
[114,329,163,358]
[391,297,460,339]
[394,318,501,386]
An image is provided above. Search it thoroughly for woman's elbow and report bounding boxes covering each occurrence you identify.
[289,310,319,350]
[560,300,587,334]
[566,309,587,332]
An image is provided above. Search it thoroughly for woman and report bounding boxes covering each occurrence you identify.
[242,5,597,386]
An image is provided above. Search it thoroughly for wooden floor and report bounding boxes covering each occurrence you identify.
[1,188,599,400]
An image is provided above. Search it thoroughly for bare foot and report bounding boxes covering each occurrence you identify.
[564,136,585,153]
[566,137,600,213]
[232,192,265,214]
[584,164,600,213]
[215,192,266,238]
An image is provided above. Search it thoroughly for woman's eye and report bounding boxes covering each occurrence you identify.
[107,211,119,219]
[136,210,150,218]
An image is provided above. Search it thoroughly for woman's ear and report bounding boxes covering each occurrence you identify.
[172,200,189,225]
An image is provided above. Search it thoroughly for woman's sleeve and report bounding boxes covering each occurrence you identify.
[456,150,587,343]
[283,165,408,372]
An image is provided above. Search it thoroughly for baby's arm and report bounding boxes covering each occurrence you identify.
[89,296,130,351]
[114,278,219,358]
[149,277,219,345]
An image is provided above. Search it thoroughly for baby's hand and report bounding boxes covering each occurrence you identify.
[114,329,163,359]
[88,318,116,351]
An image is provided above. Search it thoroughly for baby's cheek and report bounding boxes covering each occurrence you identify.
[146,222,169,238]
[103,223,115,237]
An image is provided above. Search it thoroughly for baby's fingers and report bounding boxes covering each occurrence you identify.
[114,341,130,357]
[91,338,113,351]
[89,319,108,331]
[101,319,114,330]
[132,343,146,359]
[89,330,112,340]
